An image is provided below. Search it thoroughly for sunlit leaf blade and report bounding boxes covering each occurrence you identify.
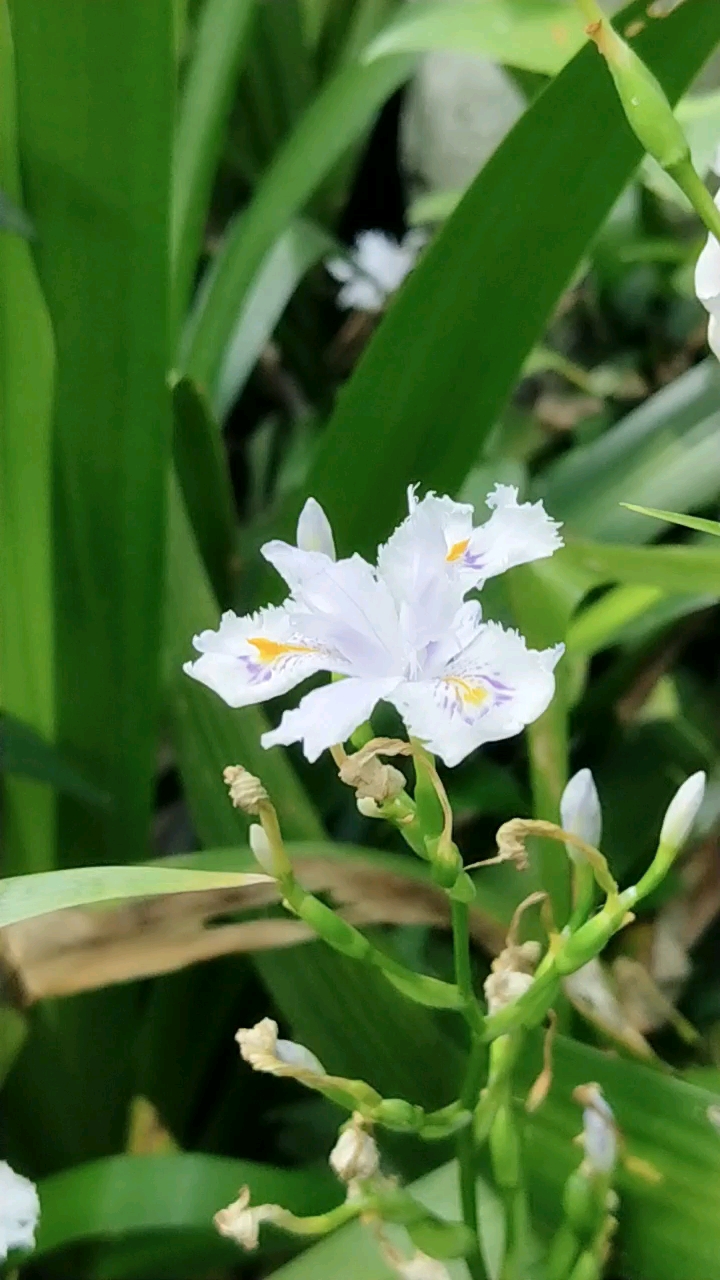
[621,502,720,537]
[0,713,110,807]
[180,51,416,392]
[35,1153,339,1259]
[0,864,270,929]
[364,0,586,75]
[302,0,720,561]
[9,0,174,867]
[0,0,56,875]
[171,0,257,338]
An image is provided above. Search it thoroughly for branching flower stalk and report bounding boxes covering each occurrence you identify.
[189,492,706,1279]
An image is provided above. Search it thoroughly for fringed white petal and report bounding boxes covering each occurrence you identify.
[262,676,401,761]
[389,622,563,767]
[184,604,332,708]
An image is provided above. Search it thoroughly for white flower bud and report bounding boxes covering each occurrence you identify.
[560,768,602,855]
[659,772,706,851]
[214,1186,284,1250]
[574,1084,617,1176]
[296,498,336,559]
[0,1162,39,1262]
[249,823,274,874]
[357,795,381,818]
[329,1115,379,1183]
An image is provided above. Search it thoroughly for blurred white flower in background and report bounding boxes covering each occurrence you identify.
[0,1161,39,1262]
[326,229,427,312]
[185,486,563,766]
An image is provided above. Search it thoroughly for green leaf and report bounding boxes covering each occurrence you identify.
[35,1153,338,1260]
[364,0,586,76]
[9,0,174,867]
[171,0,256,338]
[301,0,720,562]
[180,50,416,394]
[0,713,110,806]
[540,361,720,544]
[0,1007,26,1089]
[0,0,56,876]
[171,377,238,607]
[213,216,334,420]
[621,503,720,538]
[0,864,270,929]
[561,539,720,595]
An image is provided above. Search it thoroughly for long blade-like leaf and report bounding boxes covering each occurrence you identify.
[302,0,720,560]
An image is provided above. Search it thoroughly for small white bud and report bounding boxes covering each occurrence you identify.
[560,768,602,855]
[329,1115,379,1183]
[0,1162,40,1262]
[214,1186,284,1251]
[357,795,381,818]
[248,824,274,874]
[659,772,706,851]
[296,497,336,559]
[575,1084,617,1175]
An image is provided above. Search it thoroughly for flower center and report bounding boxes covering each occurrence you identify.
[248,637,314,664]
[445,538,470,563]
[445,677,488,706]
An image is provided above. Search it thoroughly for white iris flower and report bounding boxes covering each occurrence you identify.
[694,189,720,361]
[185,485,564,767]
[326,229,426,313]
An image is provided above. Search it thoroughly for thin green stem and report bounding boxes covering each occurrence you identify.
[668,157,720,243]
[452,900,488,1280]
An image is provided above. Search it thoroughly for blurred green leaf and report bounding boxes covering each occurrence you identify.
[171,377,238,607]
[540,361,720,544]
[213,216,334,420]
[364,0,585,75]
[0,713,109,807]
[0,1007,26,1089]
[10,0,174,867]
[0,0,56,876]
[35,1153,339,1262]
[621,502,720,538]
[302,0,720,561]
[561,539,720,594]
[171,0,256,338]
[180,50,416,394]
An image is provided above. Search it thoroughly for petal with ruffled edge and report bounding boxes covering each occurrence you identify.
[389,621,563,767]
[184,604,339,708]
[262,543,402,674]
[262,676,401,762]
[377,490,471,648]
[379,486,562,608]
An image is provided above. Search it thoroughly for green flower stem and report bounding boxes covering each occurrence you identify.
[568,859,596,933]
[452,898,489,1280]
[667,157,720,243]
[474,1033,522,1144]
[279,872,465,1011]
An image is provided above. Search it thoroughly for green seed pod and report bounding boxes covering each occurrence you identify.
[589,18,689,170]
[568,1250,602,1280]
[489,1103,520,1190]
[372,1097,421,1131]
[563,1170,601,1236]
